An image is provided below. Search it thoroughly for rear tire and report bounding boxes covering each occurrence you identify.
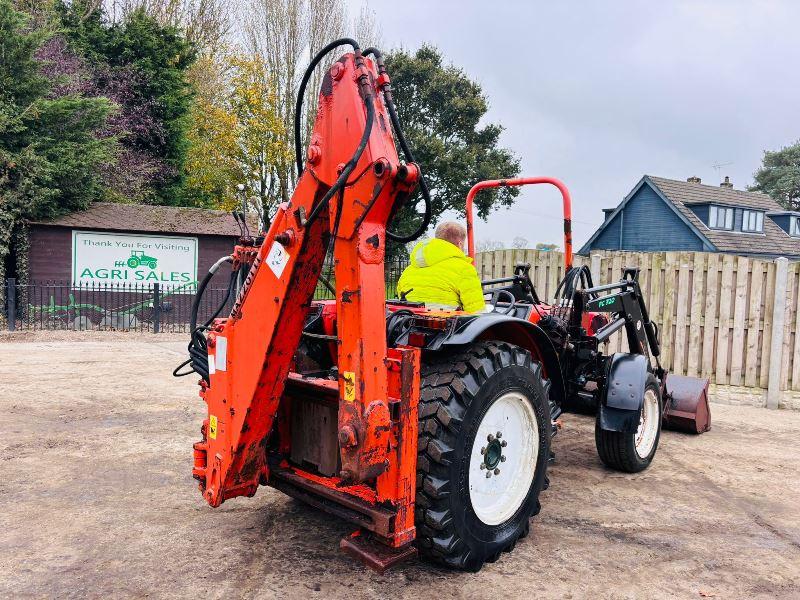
[415,341,550,571]
[595,373,662,473]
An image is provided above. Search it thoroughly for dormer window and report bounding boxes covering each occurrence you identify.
[792,216,800,237]
[742,210,764,233]
[709,205,733,230]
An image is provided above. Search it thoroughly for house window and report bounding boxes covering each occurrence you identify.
[792,216,800,237]
[709,205,733,230]
[741,210,764,233]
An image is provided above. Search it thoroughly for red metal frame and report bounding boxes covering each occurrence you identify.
[465,177,573,270]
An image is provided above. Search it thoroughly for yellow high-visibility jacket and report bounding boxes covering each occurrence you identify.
[397,238,485,313]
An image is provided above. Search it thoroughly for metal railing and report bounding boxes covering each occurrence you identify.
[3,258,409,332]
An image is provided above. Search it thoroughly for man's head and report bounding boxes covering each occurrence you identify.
[435,221,467,252]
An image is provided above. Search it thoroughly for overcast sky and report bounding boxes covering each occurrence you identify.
[345,0,800,249]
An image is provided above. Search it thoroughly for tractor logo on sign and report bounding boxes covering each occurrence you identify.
[116,251,158,270]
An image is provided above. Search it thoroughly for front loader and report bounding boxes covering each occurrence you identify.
[176,38,711,573]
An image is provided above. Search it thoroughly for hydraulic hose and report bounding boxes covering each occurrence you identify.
[303,94,375,227]
[364,47,432,243]
[295,37,360,178]
[173,255,235,381]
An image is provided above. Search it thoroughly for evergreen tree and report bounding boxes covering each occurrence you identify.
[750,140,800,210]
[0,0,113,279]
[57,1,196,204]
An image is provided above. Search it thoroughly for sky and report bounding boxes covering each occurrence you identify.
[345,0,800,249]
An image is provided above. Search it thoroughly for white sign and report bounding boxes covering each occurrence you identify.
[72,230,198,291]
[266,241,289,278]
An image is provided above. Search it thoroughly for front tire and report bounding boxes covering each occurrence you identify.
[595,373,662,473]
[415,341,551,571]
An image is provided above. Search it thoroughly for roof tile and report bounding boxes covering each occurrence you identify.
[28,202,261,237]
[646,176,800,256]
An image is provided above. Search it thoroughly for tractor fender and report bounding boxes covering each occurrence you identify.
[599,352,648,434]
[438,314,565,409]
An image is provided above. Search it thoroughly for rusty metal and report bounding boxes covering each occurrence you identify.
[663,374,712,434]
[340,530,418,574]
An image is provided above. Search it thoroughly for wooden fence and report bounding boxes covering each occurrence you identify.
[476,249,799,407]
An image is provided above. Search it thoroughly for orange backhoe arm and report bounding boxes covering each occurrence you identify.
[192,50,420,510]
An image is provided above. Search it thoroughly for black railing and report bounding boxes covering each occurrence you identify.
[3,258,409,332]
[313,256,408,300]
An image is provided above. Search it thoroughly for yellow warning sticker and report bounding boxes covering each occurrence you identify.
[343,371,356,402]
[209,415,218,439]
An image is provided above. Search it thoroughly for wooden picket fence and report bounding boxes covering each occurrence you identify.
[476,249,799,404]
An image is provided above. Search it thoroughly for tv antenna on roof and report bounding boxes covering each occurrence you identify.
[712,161,733,183]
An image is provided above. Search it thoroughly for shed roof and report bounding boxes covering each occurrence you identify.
[646,176,800,256]
[28,202,260,237]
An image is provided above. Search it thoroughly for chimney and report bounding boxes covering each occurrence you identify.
[687,176,701,184]
[720,176,733,189]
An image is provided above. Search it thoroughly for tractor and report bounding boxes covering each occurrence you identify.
[127,250,158,269]
[176,38,710,573]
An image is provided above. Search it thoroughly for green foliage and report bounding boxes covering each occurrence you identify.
[184,53,289,216]
[57,1,196,205]
[385,45,520,227]
[750,140,800,211]
[0,0,114,281]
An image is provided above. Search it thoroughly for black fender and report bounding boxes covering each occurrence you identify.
[599,352,648,433]
[437,314,565,411]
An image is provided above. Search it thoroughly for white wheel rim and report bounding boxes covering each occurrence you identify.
[635,389,659,458]
[468,391,539,526]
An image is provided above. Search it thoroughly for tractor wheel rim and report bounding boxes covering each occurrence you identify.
[635,388,659,458]
[469,391,539,526]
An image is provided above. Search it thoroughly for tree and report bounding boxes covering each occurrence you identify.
[105,0,231,54]
[239,0,382,209]
[57,2,196,204]
[0,0,114,281]
[511,236,529,249]
[241,0,345,208]
[750,140,800,210]
[385,45,521,232]
[184,84,239,208]
[476,239,504,252]
[535,243,558,252]
[184,52,289,221]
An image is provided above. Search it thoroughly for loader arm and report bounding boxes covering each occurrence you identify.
[192,48,421,519]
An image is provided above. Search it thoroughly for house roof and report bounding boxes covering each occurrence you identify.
[645,176,800,256]
[28,202,260,237]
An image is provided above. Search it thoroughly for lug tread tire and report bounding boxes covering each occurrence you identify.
[595,374,662,473]
[415,341,549,571]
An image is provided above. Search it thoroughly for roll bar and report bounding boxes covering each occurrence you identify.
[465,177,573,271]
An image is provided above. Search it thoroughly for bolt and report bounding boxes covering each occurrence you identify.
[496,432,502,439]
[494,468,500,475]
[500,455,506,462]
[480,446,486,455]
[501,440,507,447]
[307,144,321,165]
[480,463,485,470]
[331,62,345,80]
[485,472,492,479]
[487,434,495,442]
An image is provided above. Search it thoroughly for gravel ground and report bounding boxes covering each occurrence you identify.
[1,332,799,599]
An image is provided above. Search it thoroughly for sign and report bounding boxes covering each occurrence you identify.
[72,231,198,291]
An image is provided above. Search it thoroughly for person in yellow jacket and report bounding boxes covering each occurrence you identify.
[397,221,486,313]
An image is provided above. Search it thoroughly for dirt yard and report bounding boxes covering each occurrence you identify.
[1,332,799,599]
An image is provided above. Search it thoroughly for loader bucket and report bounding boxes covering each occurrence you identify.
[662,374,711,434]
